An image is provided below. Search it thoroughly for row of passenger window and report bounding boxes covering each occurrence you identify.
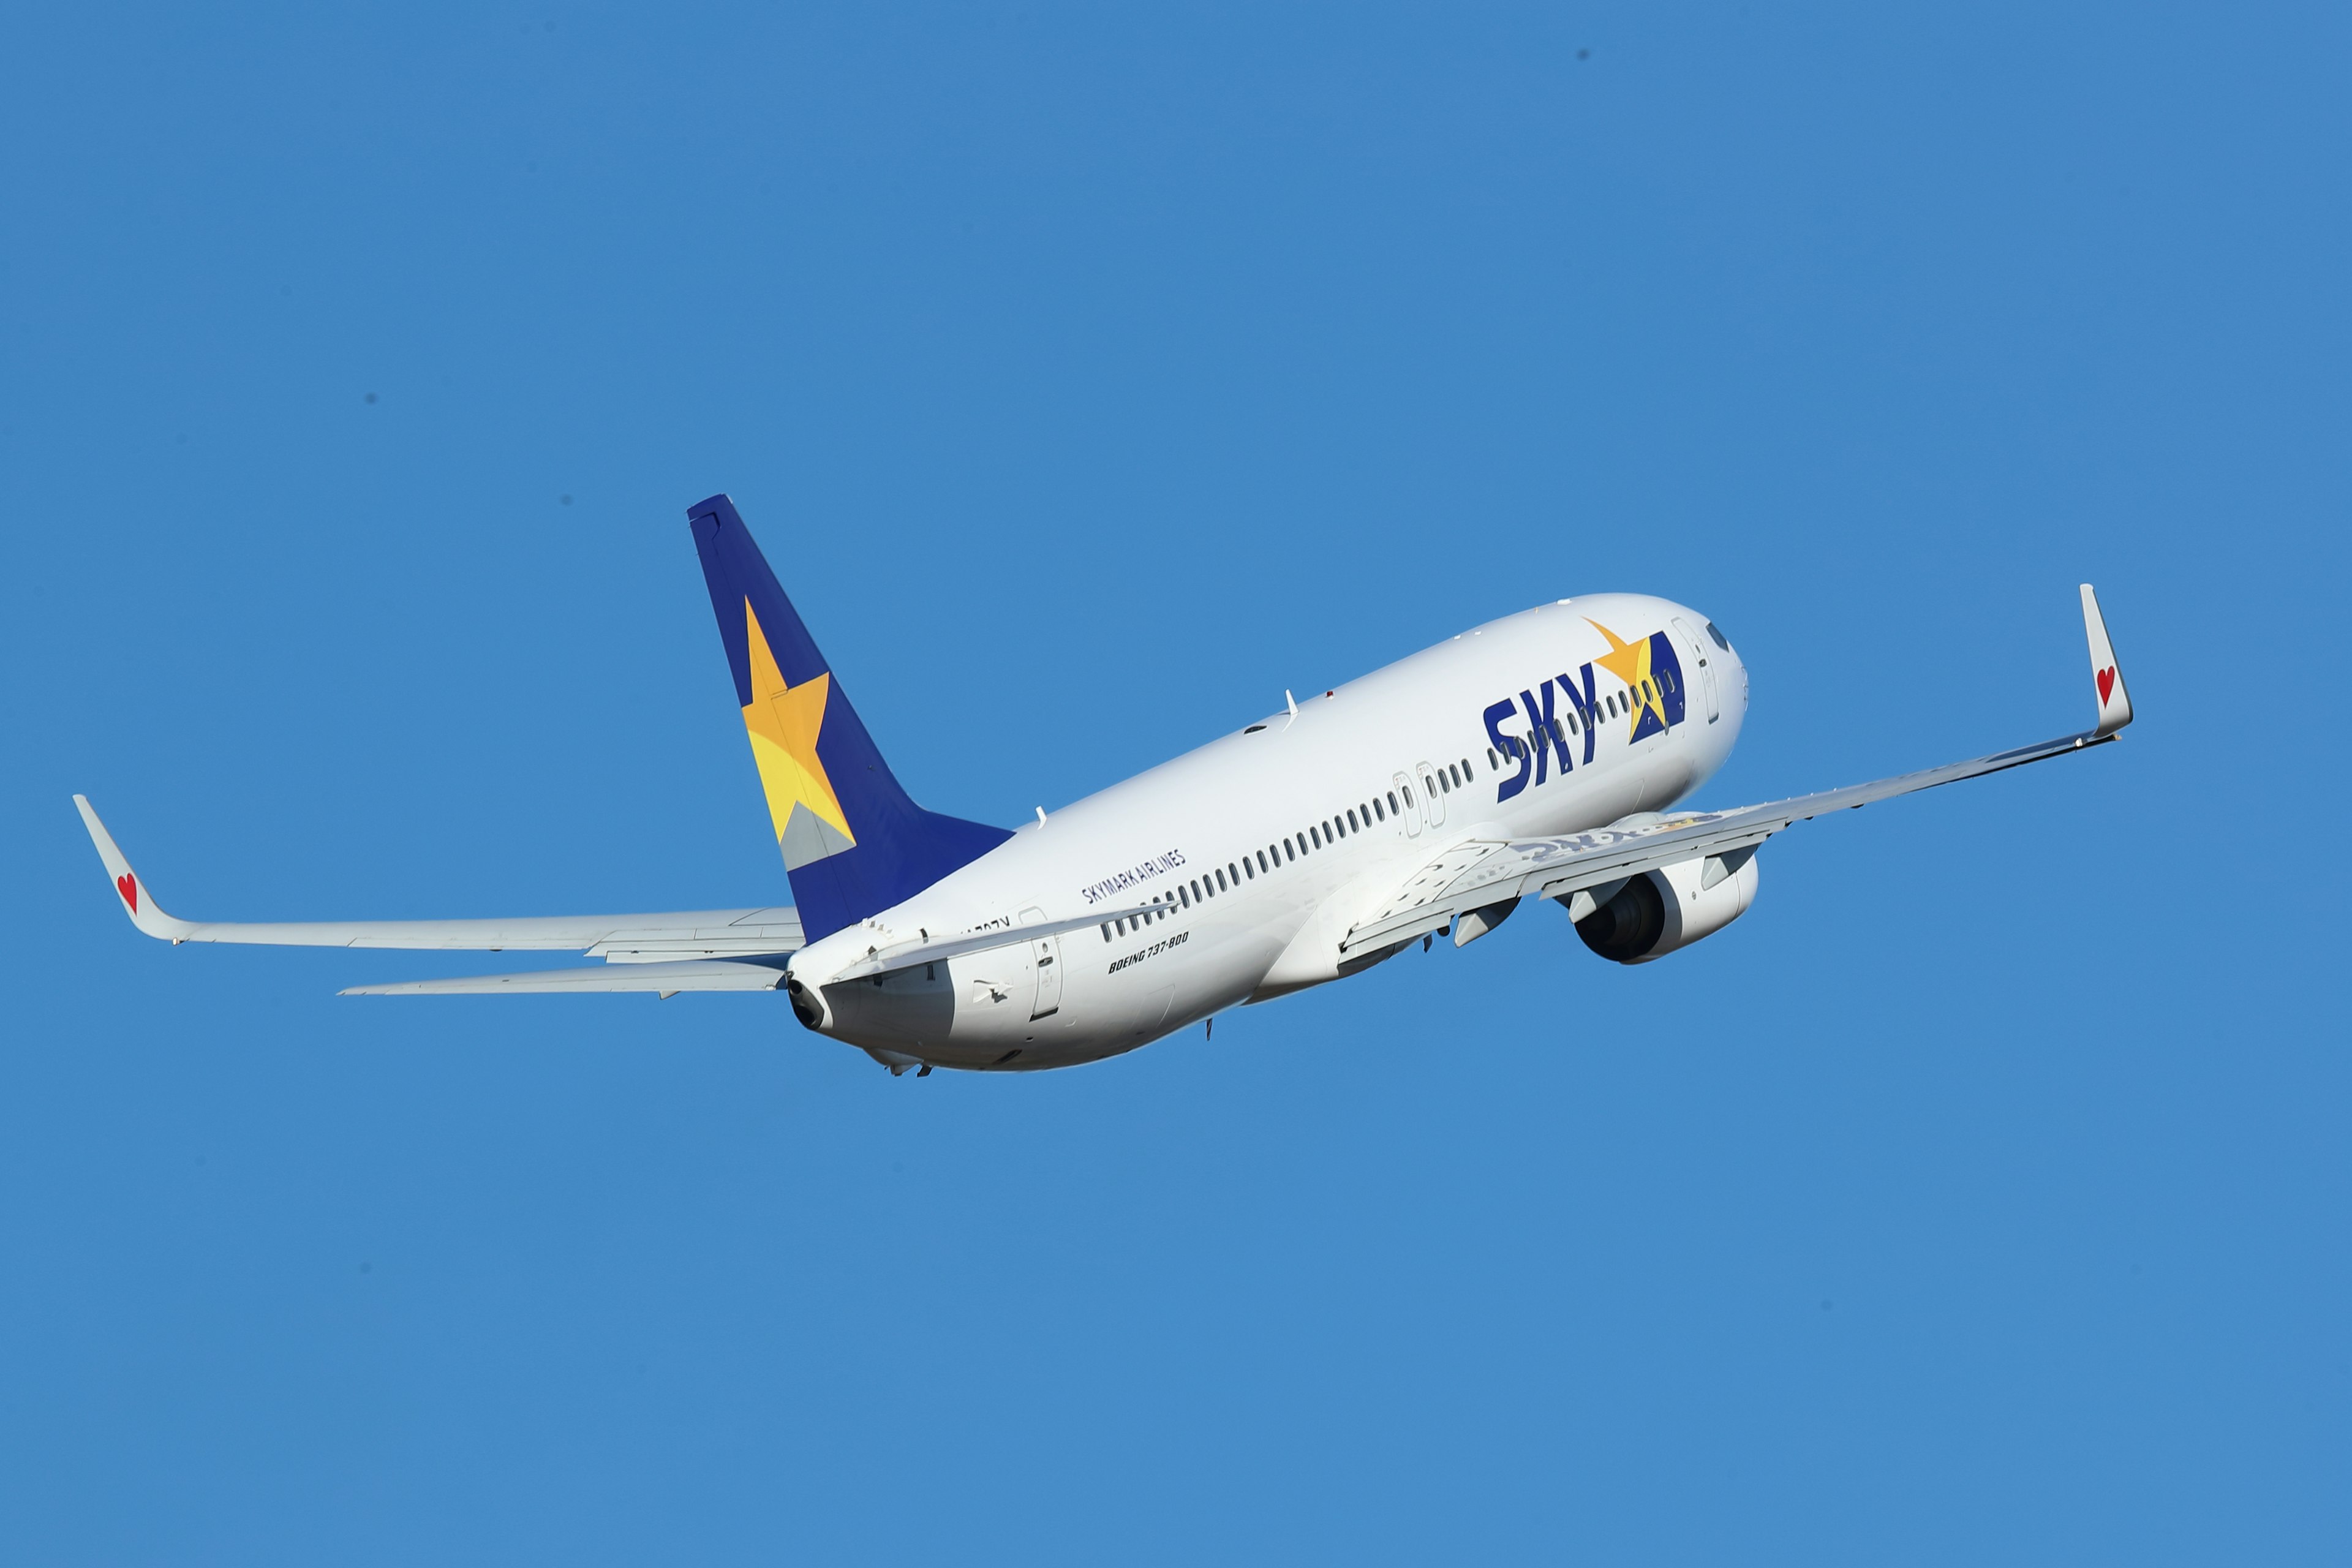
[1423,758,1479,797]
[1098,771,1463,943]
[1105,673,1704,950]
[1102,670,1698,947]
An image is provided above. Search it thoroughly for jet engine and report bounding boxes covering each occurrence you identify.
[1570,847,1759,964]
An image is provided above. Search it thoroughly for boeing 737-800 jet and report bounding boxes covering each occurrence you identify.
[77,495,2135,1075]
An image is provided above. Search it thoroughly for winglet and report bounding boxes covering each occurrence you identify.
[72,796,195,941]
[2079,585,2133,739]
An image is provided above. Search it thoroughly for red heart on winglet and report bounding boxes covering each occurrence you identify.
[116,873,137,912]
[2097,666,2117,706]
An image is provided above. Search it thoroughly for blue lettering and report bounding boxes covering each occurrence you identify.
[1647,631,1687,729]
[1484,699,1531,802]
[1520,681,1570,781]
[1559,665,1599,764]
[1476,631,1679,793]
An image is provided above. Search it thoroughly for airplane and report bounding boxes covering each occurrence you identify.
[75,494,2135,1076]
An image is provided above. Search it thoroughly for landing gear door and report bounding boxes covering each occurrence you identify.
[1020,906,1063,1020]
[1672,617,1721,723]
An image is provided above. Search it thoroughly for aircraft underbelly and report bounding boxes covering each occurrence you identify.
[816,910,1279,1069]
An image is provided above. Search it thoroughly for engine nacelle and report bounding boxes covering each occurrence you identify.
[1572,848,1759,964]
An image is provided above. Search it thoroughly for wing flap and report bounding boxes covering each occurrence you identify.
[341,959,790,997]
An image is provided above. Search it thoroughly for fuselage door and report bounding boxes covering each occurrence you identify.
[1417,761,1447,830]
[1019,906,1063,1020]
[1393,772,1423,838]
[1672,617,1721,724]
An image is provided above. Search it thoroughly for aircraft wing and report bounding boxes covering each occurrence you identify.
[1343,584,2136,955]
[72,796,803,962]
[341,959,790,997]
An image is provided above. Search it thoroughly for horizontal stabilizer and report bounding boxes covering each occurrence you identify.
[342,959,790,997]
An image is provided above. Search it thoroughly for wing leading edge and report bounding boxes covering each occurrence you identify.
[1343,583,2137,954]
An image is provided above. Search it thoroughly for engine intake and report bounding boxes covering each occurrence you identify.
[1573,848,1759,965]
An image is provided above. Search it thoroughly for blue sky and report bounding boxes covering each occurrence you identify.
[3,4,2346,1562]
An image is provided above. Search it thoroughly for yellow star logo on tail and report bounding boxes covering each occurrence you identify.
[741,600,856,861]
[1586,618,1665,738]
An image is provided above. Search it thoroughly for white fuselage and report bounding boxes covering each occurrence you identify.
[790,595,1749,1069]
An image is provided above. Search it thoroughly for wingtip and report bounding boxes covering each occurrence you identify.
[2079,584,2133,738]
[72,794,190,939]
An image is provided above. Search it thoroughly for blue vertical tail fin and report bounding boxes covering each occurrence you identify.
[687,494,1011,941]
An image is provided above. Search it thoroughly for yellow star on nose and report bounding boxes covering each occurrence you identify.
[1586,617,1664,737]
[741,601,855,848]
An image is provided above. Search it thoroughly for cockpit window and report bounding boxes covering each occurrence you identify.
[1705,620,1730,651]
